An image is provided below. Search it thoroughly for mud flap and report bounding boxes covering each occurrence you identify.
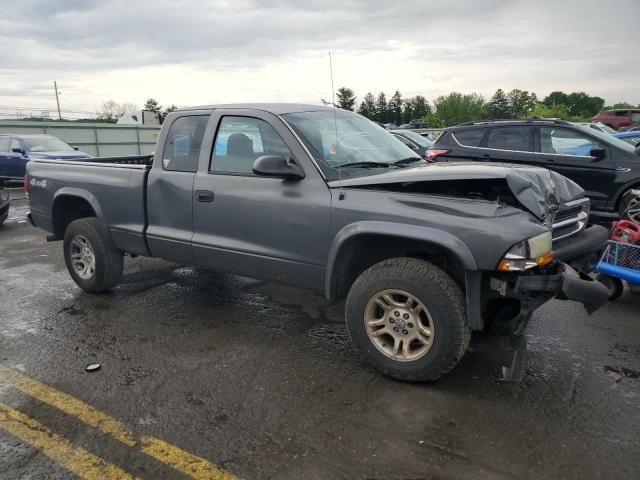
[501,333,527,382]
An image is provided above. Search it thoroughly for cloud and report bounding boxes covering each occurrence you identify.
[0,0,638,113]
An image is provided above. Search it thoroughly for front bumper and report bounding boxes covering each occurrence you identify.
[486,262,608,333]
[554,224,609,273]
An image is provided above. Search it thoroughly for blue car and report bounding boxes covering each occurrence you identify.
[613,131,640,148]
[0,134,91,178]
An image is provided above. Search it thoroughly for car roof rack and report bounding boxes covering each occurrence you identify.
[455,118,572,127]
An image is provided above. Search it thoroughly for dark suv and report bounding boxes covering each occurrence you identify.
[429,119,640,219]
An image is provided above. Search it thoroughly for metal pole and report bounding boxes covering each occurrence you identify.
[54,81,62,120]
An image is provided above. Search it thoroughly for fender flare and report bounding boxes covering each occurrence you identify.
[324,221,478,299]
[51,187,106,235]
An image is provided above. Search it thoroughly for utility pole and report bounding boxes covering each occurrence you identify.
[54,81,62,120]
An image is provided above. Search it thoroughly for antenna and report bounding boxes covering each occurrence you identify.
[328,52,344,199]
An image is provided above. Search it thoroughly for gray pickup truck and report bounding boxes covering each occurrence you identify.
[26,104,608,381]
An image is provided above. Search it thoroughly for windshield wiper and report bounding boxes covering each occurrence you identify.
[338,161,395,169]
[392,157,424,167]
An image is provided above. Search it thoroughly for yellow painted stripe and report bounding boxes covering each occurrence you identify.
[0,364,135,446]
[0,364,241,480]
[0,402,135,480]
[141,436,239,480]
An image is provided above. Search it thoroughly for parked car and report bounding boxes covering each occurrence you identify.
[389,129,434,160]
[429,119,640,219]
[592,109,640,131]
[613,131,640,147]
[26,104,607,382]
[0,134,90,179]
[0,180,10,226]
[382,123,398,129]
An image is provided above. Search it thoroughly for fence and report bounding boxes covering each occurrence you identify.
[0,120,161,157]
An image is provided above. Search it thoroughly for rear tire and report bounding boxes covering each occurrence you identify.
[345,258,470,382]
[596,274,624,301]
[63,217,123,292]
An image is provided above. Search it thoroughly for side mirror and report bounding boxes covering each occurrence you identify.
[590,147,606,161]
[252,155,305,179]
[11,147,25,155]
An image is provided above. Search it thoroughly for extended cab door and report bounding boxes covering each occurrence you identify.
[534,126,618,211]
[191,109,331,291]
[145,112,212,263]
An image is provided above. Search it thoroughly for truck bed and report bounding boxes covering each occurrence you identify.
[27,156,152,256]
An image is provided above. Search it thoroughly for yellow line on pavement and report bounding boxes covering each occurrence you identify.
[0,364,240,480]
[0,364,135,446]
[0,402,135,480]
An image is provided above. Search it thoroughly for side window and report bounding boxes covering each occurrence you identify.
[210,116,292,174]
[0,138,10,153]
[453,128,485,147]
[540,127,604,157]
[613,111,628,117]
[486,126,531,151]
[393,134,416,149]
[631,112,640,125]
[10,139,22,152]
[162,115,208,172]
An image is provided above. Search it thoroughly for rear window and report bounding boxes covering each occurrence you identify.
[162,115,209,172]
[486,126,532,151]
[0,137,10,153]
[452,128,485,147]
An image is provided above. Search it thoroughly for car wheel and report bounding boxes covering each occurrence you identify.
[63,217,123,292]
[345,257,470,382]
[618,189,640,222]
[596,274,624,301]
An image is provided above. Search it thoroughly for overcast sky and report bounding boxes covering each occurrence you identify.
[0,0,638,117]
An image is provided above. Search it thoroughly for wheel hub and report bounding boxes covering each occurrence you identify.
[70,235,96,280]
[364,289,435,362]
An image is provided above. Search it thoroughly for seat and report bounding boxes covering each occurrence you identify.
[217,133,255,173]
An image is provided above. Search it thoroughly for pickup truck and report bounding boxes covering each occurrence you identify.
[26,104,608,382]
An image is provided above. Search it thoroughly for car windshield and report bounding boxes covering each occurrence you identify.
[397,130,433,147]
[584,127,638,154]
[594,122,617,134]
[22,136,75,152]
[619,136,640,147]
[283,110,420,179]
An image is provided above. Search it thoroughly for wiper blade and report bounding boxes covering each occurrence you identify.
[392,157,424,166]
[338,161,394,169]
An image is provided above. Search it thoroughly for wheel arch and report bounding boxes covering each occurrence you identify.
[51,188,105,239]
[324,221,477,301]
[613,181,640,212]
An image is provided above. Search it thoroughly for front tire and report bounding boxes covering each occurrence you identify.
[596,273,624,301]
[63,217,123,292]
[345,258,470,382]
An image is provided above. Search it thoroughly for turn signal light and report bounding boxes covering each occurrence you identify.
[536,251,555,267]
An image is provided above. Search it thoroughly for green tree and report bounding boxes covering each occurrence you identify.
[402,96,431,123]
[531,102,571,119]
[606,102,635,110]
[566,91,604,118]
[162,104,178,121]
[424,113,445,128]
[433,92,486,126]
[375,92,388,123]
[507,89,537,118]
[357,92,376,119]
[336,87,356,111]
[543,91,569,108]
[144,98,162,113]
[487,89,512,118]
[388,90,403,124]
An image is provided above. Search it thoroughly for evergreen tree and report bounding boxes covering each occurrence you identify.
[336,87,356,111]
[507,89,537,118]
[403,96,431,123]
[375,92,388,123]
[357,92,376,119]
[487,89,512,118]
[143,98,162,113]
[388,90,403,124]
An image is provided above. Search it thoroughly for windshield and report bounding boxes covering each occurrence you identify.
[283,110,420,179]
[584,127,639,154]
[396,130,433,147]
[22,135,74,152]
[619,135,640,147]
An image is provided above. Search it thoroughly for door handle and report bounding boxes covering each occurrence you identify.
[195,190,214,202]
[544,158,555,164]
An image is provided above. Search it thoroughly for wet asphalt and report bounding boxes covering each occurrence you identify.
[0,192,639,480]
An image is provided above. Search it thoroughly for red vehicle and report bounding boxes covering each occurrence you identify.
[592,109,640,131]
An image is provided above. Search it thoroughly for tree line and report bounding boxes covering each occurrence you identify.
[335,87,639,127]
[96,98,177,122]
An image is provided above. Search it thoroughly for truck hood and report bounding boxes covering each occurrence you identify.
[328,162,584,222]
[28,151,91,160]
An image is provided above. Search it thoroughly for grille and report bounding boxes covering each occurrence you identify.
[552,198,589,243]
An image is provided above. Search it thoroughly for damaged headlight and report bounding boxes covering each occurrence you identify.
[497,231,554,272]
